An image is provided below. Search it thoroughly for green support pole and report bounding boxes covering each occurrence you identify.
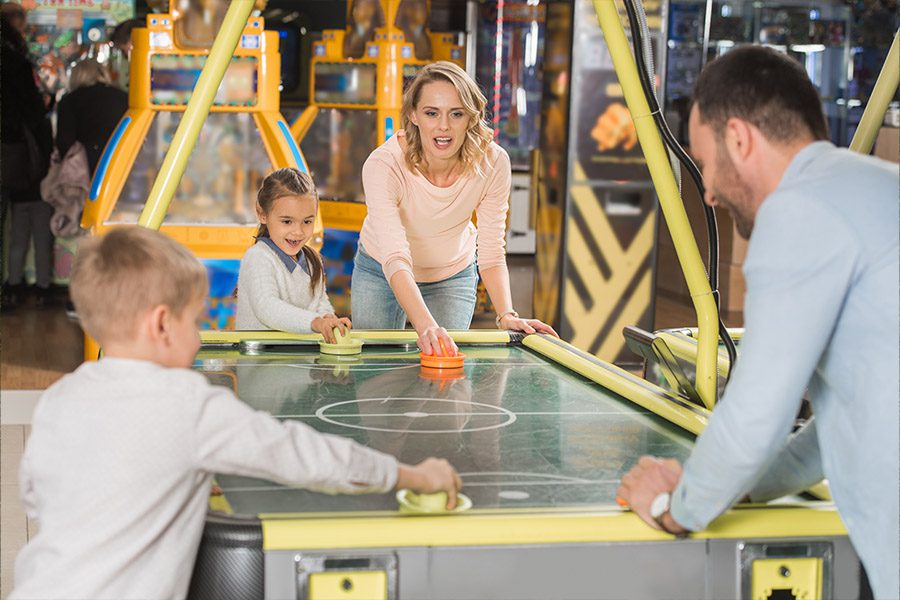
[849,30,899,155]
[592,0,719,409]
[138,0,256,230]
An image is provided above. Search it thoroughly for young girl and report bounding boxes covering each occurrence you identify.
[236,168,350,342]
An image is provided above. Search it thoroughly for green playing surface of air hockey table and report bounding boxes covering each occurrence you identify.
[186,330,859,600]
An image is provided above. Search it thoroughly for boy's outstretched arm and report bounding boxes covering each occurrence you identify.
[190,372,462,503]
[192,376,398,495]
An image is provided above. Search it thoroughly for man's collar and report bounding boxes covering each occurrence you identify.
[258,237,309,275]
[780,141,834,187]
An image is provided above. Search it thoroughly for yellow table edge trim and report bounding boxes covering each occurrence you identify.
[260,505,846,551]
[200,329,511,344]
[522,334,709,436]
[208,478,234,514]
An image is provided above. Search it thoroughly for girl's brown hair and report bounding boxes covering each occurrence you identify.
[401,61,494,177]
[256,168,324,294]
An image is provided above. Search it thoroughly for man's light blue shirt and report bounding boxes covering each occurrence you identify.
[670,142,899,598]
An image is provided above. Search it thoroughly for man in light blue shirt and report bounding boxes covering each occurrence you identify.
[616,46,899,598]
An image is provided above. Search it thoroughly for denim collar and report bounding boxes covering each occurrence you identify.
[258,237,309,275]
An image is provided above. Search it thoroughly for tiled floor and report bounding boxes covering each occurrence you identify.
[0,298,83,390]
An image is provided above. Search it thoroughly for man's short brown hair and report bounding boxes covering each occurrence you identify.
[70,227,208,344]
[693,46,829,143]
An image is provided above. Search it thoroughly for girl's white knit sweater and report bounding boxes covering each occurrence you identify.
[235,241,334,333]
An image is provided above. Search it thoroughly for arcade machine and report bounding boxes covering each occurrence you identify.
[533,0,667,365]
[475,1,546,255]
[289,0,465,313]
[663,0,853,146]
[80,0,310,358]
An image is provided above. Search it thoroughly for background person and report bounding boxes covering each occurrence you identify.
[55,59,128,176]
[1,8,54,309]
[108,18,141,91]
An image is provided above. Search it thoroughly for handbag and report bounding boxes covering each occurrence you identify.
[1,124,45,192]
[41,142,91,237]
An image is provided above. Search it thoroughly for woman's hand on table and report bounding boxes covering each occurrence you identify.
[499,314,559,337]
[417,324,459,356]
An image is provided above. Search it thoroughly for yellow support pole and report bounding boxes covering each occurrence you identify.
[289,105,320,143]
[849,29,899,155]
[138,0,256,230]
[591,0,718,409]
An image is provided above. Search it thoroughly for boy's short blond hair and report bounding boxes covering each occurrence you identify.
[71,227,208,344]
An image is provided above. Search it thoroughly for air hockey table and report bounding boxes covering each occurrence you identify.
[187,330,859,600]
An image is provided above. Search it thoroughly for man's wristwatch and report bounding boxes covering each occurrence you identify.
[650,492,688,538]
[495,310,519,328]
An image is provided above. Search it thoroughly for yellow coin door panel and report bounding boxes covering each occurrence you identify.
[308,570,387,600]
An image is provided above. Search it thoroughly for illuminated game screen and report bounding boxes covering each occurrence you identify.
[314,63,377,105]
[299,109,377,204]
[107,112,270,225]
[150,54,258,107]
[402,64,423,92]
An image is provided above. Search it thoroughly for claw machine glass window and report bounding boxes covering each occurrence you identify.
[664,0,854,145]
[299,108,378,204]
[476,1,546,170]
[107,112,269,225]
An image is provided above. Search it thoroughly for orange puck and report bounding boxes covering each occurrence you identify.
[419,366,467,381]
[419,351,466,369]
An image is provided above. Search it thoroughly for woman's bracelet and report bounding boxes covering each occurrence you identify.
[495,310,519,328]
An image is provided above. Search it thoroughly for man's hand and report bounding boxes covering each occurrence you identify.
[617,456,689,534]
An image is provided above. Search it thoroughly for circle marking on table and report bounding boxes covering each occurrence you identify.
[316,397,517,433]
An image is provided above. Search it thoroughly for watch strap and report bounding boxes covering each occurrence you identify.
[654,510,690,538]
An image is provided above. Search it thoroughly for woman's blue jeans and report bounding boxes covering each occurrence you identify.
[351,244,478,330]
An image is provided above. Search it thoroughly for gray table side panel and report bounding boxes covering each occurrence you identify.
[264,536,858,600]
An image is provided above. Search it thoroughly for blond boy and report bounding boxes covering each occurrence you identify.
[12,227,461,600]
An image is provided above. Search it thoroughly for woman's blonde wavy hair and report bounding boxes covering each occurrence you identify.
[401,61,494,177]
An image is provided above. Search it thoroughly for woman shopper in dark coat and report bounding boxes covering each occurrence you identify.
[55,59,128,175]
[1,9,54,309]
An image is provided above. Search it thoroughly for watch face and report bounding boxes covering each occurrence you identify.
[650,492,671,519]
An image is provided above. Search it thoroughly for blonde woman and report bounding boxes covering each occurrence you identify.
[56,59,127,174]
[351,61,557,356]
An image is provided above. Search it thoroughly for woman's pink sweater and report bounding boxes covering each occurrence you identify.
[359,133,511,283]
